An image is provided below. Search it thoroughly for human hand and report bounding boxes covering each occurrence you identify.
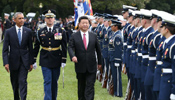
[72,56,78,63]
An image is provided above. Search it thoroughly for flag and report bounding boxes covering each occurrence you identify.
[74,0,93,28]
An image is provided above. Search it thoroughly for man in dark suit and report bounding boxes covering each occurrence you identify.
[2,12,33,100]
[68,16,102,100]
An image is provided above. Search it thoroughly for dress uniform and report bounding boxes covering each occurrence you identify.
[125,9,136,95]
[142,10,160,100]
[108,20,123,97]
[2,13,11,40]
[139,9,154,100]
[96,14,104,49]
[122,5,137,80]
[158,14,175,100]
[130,10,143,100]
[33,10,67,100]
[153,11,168,99]
[101,15,111,83]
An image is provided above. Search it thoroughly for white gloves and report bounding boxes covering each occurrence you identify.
[61,63,66,68]
[33,62,37,69]
[170,94,175,100]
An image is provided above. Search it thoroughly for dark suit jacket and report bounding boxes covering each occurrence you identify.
[68,31,102,73]
[3,26,33,70]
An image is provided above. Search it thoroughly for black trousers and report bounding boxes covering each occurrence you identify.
[10,63,28,100]
[76,72,96,100]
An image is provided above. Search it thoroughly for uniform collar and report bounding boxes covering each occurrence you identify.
[165,35,175,43]
[143,26,151,32]
[47,26,54,32]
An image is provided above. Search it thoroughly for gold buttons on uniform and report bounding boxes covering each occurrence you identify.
[49,38,51,40]
[49,42,51,44]
[155,67,156,69]
[161,74,163,76]
[168,80,170,83]
[148,64,149,66]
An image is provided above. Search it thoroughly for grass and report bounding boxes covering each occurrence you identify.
[0,42,128,100]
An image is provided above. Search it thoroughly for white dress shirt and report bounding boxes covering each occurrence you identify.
[47,26,54,32]
[80,30,89,48]
[15,25,23,38]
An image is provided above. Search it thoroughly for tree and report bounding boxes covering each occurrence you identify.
[91,0,150,14]
[34,11,40,20]
[145,0,175,14]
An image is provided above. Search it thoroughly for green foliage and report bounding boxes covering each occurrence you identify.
[23,12,26,17]
[3,5,11,14]
[34,11,40,20]
[145,0,175,14]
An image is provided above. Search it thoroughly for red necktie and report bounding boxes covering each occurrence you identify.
[83,33,87,50]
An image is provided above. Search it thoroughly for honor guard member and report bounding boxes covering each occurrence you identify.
[93,13,100,33]
[153,11,167,99]
[2,13,11,40]
[108,20,123,97]
[96,13,104,82]
[122,5,137,79]
[96,13,104,49]
[122,5,137,80]
[101,15,112,88]
[130,10,143,100]
[125,9,136,95]
[144,9,161,100]
[140,9,154,100]
[158,14,175,100]
[33,9,67,100]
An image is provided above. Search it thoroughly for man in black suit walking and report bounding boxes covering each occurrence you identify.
[2,12,33,100]
[68,16,102,100]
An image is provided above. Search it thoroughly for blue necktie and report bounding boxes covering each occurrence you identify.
[18,28,21,45]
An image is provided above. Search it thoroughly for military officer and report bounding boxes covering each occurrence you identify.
[143,9,161,100]
[130,10,143,100]
[2,13,11,40]
[122,5,137,80]
[153,11,167,99]
[125,9,136,97]
[101,15,112,88]
[33,10,67,100]
[158,14,175,100]
[139,9,155,100]
[108,20,123,97]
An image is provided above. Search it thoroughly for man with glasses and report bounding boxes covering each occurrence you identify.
[33,9,67,100]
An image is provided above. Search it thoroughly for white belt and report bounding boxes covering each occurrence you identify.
[135,49,138,52]
[162,68,172,73]
[131,50,136,53]
[142,55,149,59]
[114,58,121,61]
[123,43,127,46]
[149,57,156,60]
[138,53,142,56]
[115,63,120,67]
[127,45,132,48]
[157,61,163,65]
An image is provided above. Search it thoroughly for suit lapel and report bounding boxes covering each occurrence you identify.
[21,27,27,45]
[12,26,20,46]
[78,31,86,50]
[87,32,91,50]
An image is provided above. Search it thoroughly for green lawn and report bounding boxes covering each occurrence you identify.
[0,42,128,100]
